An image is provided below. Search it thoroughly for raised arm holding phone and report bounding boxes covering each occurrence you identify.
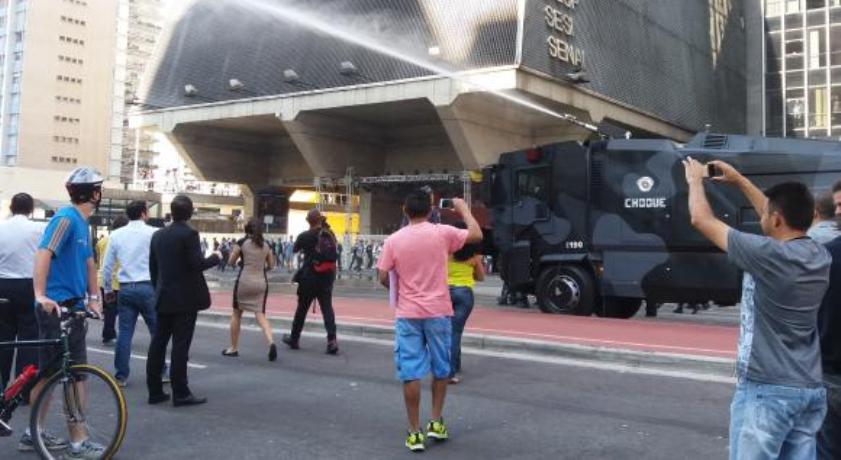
[684,157,830,459]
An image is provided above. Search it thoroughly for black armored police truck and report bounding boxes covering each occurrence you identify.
[484,133,841,319]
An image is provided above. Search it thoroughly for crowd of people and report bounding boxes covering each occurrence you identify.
[0,161,840,458]
[199,235,384,275]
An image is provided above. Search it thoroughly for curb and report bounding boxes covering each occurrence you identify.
[198,311,735,379]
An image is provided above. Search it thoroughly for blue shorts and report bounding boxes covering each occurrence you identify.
[394,317,452,382]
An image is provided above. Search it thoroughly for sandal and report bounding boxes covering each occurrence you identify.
[221,349,239,357]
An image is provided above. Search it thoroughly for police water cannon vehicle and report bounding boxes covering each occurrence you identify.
[482,133,841,318]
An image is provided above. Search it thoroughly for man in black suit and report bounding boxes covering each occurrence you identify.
[147,195,219,406]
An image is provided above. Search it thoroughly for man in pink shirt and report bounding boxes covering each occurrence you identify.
[377,190,482,452]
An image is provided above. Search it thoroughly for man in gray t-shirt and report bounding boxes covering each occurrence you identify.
[683,157,829,460]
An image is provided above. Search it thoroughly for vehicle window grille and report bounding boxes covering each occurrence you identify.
[591,159,603,200]
[702,134,728,149]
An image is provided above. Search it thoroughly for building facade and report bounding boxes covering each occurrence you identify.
[133,0,751,233]
[763,0,841,138]
[0,0,119,173]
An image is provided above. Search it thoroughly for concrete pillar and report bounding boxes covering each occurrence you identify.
[359,190,372,235]
[241,185,257,220]
[281,112,385,178]
[436,93,592,169]
[436,101,533,170]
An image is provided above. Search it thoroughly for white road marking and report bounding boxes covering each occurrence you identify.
[195,321,733,385]
[87,346,208,369]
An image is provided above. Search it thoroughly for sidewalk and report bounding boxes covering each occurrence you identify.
[207,291,738,378]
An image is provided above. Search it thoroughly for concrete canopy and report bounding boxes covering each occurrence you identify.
[132,68,692,186]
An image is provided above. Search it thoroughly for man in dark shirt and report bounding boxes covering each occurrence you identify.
[819,237,841,459]
[282,209,338,354]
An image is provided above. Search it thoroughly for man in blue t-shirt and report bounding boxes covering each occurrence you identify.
[22,167,105,459]
[684,158,830,460]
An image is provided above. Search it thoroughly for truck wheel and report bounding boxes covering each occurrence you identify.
[536,265,595,316]
[599,297,643,319]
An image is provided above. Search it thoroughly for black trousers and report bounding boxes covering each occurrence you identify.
[291,278,336,341]
[0,278,38,389]
[100,287,118,341]
[147,311,197,398]
[818,376,841,460]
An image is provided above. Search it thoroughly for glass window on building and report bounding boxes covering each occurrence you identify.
[788,0,804,13]
[831,25,841,65]
[808,29,828,68]
[808,0,826,8]
[768,0,784,15]
[810,87,830,133]
[787,89,807,135]
[768,33,784,71]
[5,133,18,157]
[767,90,785,135]
[832,88,841,128]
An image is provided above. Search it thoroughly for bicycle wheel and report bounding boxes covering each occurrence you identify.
[29,364,127,460]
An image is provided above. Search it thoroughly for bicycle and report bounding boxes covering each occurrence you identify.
[0,297,127,459]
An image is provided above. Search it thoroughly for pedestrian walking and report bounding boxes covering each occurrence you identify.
[101,201,166,387]
[284,237,294,271]
[96,215,128,345]
[818,233,841,459]
[147,195,219,407]
[376,191,482,452]
[27,167,105,457]
[809,191,841,244]
[365,241,374,270]
[223,218,277,361]
[281,209,339,354]
[0,193,44,391]
[446,221,484,385]
[219,240,230,272]
[684,157,830,459]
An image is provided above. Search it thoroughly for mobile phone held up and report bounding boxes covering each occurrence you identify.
[439,198,454,209]
[706,163,723,178]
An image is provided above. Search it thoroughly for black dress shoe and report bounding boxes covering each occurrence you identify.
[326,340,339,355]
[268,343,278,362]
[173,394,207,407]
[148,392,170,405]
[281,334,299,350]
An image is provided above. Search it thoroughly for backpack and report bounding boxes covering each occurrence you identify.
[312,229,338,273]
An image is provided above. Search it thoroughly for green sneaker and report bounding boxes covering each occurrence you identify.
[426,419,449,441]
[405,431,426,452]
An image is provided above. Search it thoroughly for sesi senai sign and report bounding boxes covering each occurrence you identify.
[544,0,584,67]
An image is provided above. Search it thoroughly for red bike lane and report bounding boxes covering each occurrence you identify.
[209,292,738,359]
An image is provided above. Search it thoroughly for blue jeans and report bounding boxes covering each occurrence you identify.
[393,317,451,382]
[115,283,158,381]
[449,286,474,376]
[730,381,827,460]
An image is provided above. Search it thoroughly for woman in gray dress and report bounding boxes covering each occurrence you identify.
[223,218,277,361]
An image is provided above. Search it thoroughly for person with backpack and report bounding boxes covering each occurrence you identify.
[282,209,339,354]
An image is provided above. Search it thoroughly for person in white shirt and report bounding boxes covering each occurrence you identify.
[0,193,46,389]
[101,201,164,386]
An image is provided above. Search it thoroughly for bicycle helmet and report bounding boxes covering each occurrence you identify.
[65,167,104,205]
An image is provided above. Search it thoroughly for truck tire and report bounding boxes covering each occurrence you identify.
[599,297,643,319]
[536,265,595,316]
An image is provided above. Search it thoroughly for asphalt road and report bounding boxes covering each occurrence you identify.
[3,320,733,460]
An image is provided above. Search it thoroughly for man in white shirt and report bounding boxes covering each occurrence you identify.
[0,193,45,389]
[101,201,162,386]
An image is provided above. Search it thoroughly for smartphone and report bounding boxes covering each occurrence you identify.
[439,198,454,209]
[706,163,723,178]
